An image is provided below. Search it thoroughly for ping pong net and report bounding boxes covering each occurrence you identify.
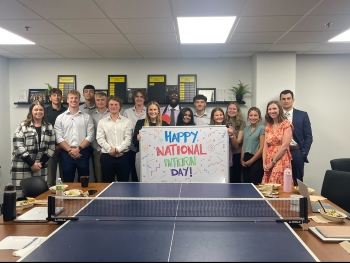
[47,196,309,225]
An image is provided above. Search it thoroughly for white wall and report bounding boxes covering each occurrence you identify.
[2,55,349,194]
[296,54,350,192]
[0,56,11,203]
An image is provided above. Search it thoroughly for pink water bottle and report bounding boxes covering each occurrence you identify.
[283,168,292,193]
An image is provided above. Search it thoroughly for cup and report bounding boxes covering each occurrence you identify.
[80,176,89,188]
[290,194,303,212]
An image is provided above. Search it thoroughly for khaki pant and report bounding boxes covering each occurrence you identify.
[93,149,103,182]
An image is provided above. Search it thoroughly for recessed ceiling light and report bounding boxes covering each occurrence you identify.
[0,27,35,45]
[177,17,236,44]
[328,28,350,42]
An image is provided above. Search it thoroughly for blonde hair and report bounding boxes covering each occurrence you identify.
[67,90,81,98]
[144,101,162,126]
[225,102,245,131]
[247,107,262,123]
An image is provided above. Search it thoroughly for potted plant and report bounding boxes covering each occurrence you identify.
[230,80,251,102]
[44,83,54,102]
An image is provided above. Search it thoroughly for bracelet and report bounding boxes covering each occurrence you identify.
[271,158,277,164]
[229,135,234,138]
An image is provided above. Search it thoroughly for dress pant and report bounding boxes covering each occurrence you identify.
[92,149,103,182]
[290,149,305,186]
[242,153,264,185]
[230,153,243,183]
[47,154,63,187]
[100,151,131,183]
[60,148,90,182]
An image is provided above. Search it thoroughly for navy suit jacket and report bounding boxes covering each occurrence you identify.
[292,108,313,163]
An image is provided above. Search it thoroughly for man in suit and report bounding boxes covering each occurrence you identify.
[160,90,181,126]
[280,90,313,185]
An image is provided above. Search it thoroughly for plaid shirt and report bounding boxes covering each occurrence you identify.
[11,122,56,197]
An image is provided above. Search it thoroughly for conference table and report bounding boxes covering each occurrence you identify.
[0,182,349,262]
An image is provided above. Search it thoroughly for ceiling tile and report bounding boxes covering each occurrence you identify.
[309,0,350,15]
[0,45,53,53]
[242,0,322,16]
[311,42,350,51]
[180,44,225,53]
[228,32,285,44]
[125,33,178,45]
[181,52,222,58]
[18,0,106,19]
[96,0,172,18]
[221,52,254,57]
[112,18,175,33]
[72,34,129,45]
[20,53,65,58]
[278,31,343,43]
[235,16,304,32]
[0,53,27,58]
[50,19,120,34]
[225,44,272,52]
[292,15,350,31]
[86,44,141,58]
[0,19,65,35]
[0,0,42,19]
[40,44,103,58]
[25,34,82,45]
[267,43,321,52]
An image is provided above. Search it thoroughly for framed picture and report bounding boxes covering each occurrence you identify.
[196,88,216,103]
[28,89,48,103]
[96,89,108,96]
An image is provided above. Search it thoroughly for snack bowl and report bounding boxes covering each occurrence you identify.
[318,209,347,223]
[49,185,68,193]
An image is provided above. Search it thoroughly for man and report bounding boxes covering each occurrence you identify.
[97,96,133,183]
[79,85,96,114]
[160,90,181,126]
[45,88,67,187]
[193,94,210,125]
[122,89,147,182]
[280,90,313,185]
[54,90,94,182]
[90,92,109,182]
[79,84,96,178]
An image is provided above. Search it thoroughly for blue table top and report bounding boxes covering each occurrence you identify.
[21,183,317,262]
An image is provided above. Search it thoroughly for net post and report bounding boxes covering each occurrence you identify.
[300,197,309,223]
[46,196,79,224]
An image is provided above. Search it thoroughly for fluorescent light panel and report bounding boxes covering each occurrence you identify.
[178,17,236,44]
[328,28,350,42]
[0,27,35,44]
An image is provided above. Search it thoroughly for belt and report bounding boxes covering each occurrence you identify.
[289,145,300,150]
[70,146,77,148]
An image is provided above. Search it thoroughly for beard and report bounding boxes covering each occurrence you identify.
[169,99,179,108]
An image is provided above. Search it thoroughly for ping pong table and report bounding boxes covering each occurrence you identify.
[20,183,318,262]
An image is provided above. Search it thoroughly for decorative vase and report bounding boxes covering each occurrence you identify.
[236,94,243,102]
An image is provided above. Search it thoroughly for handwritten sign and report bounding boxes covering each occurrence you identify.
[140,126,229,183]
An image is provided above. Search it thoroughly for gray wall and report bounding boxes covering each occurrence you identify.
[1,54,349,197]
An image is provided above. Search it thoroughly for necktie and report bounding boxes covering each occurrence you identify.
[170,109,175,126]
[285,112,290,118]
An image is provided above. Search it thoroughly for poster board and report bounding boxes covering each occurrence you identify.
[140,126,229,183]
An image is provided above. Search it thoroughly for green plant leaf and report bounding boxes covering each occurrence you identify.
[229,80,251,95]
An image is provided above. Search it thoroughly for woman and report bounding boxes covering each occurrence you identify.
[133,101,169,151]
[176,107,195,126]
[11,100,56,198]
[210,108,238,181]
[123,89,148,182]
[241,107,265,184]
[262,101,293,184]
[225,102,246,183]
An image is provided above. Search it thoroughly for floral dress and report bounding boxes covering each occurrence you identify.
[262,119,293,184]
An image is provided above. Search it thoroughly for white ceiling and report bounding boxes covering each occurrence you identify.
[1,0,350,59]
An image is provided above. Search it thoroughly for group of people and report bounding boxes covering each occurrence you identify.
[11,86,313,198]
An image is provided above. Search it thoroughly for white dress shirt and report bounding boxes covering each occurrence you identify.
[284,108,298,146]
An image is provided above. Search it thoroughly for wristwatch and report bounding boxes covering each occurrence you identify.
[78,146,83,151]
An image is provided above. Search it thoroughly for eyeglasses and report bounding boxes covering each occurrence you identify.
[170,94,179,98]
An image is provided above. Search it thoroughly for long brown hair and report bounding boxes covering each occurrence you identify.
[210,107,226,125]
[225,102,245,131]
[265,101,286,125]
[144,101,162,126]
[24,100,49,127]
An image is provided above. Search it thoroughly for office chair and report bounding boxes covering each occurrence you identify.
[20,176,49,198]
[320,170,350,212]
[330,158,350,172]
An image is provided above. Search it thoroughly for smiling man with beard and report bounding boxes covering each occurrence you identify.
[160,90,182,126]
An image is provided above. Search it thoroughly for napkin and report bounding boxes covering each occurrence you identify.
[340,241,350,254]
[310,195,327,202]
[309,215,332,223]
[13,237,47,257]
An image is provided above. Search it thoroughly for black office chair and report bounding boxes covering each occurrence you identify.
[330,158,350,172]
[20,176,49,198]
[320,170,350,212]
